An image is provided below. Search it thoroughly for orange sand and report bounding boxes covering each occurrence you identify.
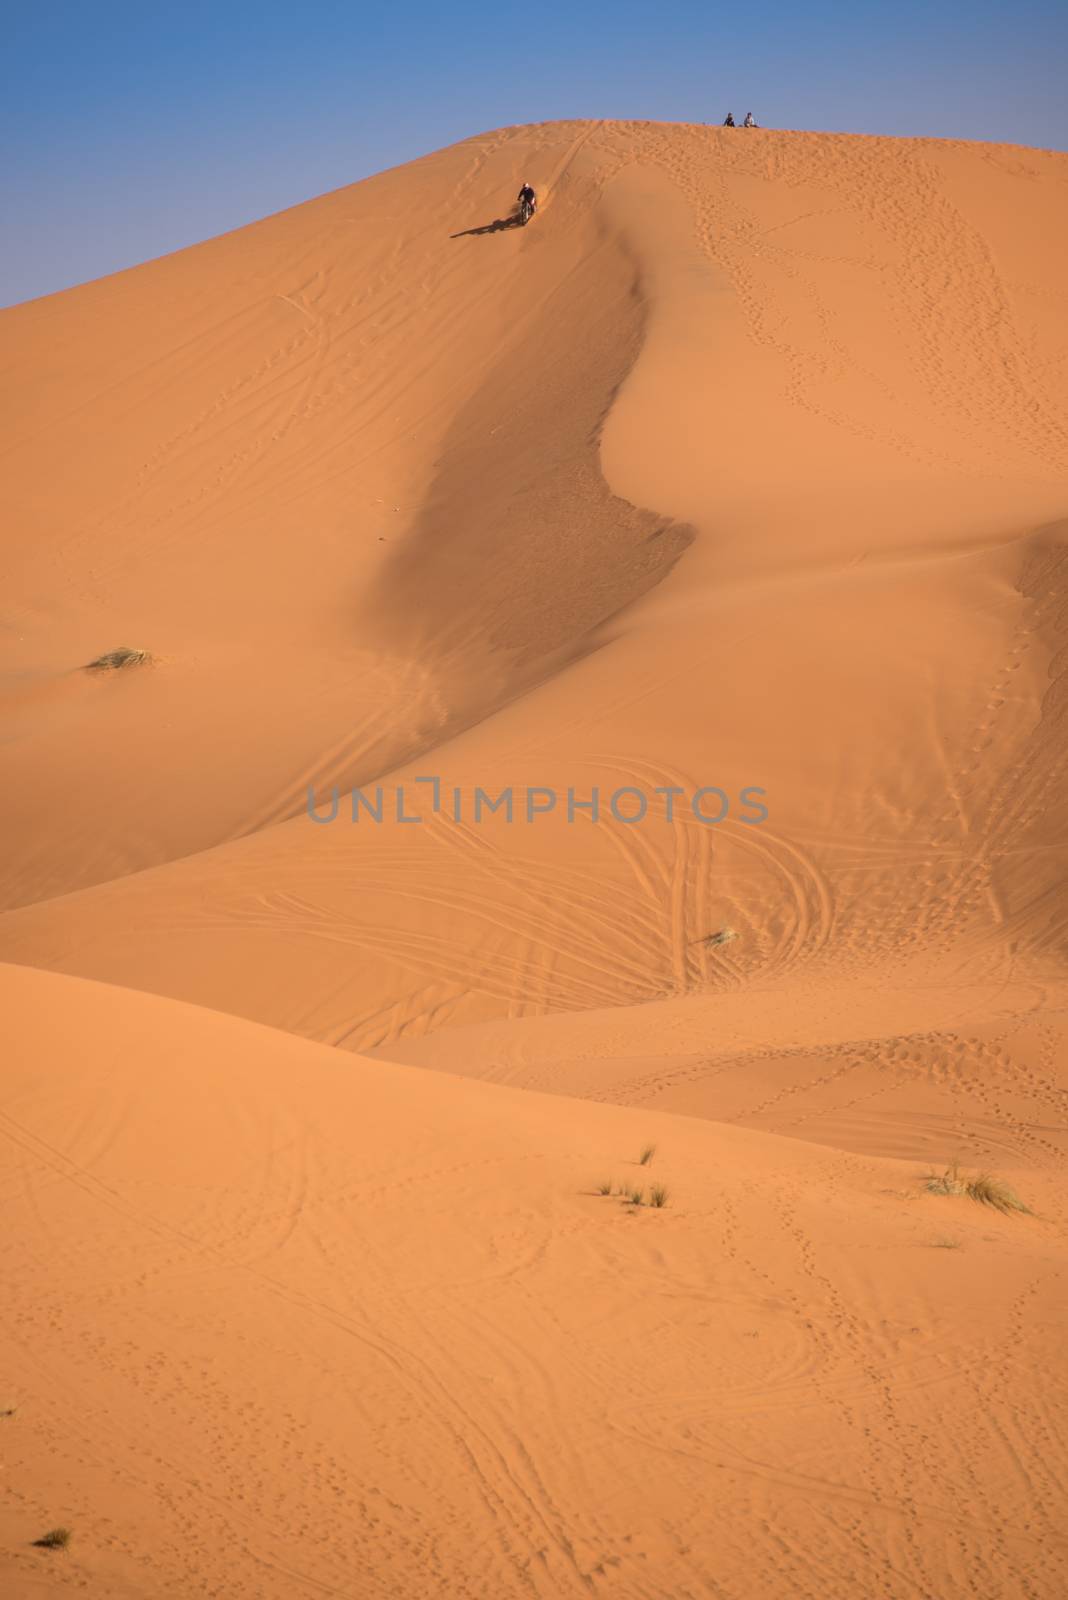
[2,121,1067,1597]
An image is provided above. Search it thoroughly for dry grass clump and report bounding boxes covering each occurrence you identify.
[84,646,150,672]
[34,1528,71,1550]
[925,1161,1030,1215]
[595,1163,671,1209]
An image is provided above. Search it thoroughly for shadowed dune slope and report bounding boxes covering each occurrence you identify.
[3,961,1067,1600]
[0,122,691,910]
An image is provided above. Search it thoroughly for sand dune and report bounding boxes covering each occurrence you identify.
[375,970,1068,1167]
[3,961,1067,1599]
[2,119,1068,1596]
[1,126,1066,1031]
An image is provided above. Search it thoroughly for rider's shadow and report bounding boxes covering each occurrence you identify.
[450,213,523,238]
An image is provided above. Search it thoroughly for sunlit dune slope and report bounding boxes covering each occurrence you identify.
[3,961,1067,1599]
[1,123,1066,1059]
[372,966,1068,1172]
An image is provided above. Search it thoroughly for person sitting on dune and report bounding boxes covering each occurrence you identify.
[723,112,736,127]
[743,111,758,128]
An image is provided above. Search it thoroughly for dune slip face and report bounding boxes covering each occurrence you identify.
[2,120,1068,1598]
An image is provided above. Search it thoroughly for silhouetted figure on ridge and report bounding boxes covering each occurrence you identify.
[723,112,736,127]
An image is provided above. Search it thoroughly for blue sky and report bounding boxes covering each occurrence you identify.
[3,0,1066,307]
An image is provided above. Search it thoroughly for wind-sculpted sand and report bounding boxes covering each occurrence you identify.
[2,120,1067,1597]
[3,963,1067,1599]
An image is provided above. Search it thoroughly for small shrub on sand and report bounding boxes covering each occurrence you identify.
[34,1528,71,1550]
[628,1187,644,1206]
[967,1173,1031,1214]
[639,1143,657,1167]
[926,1162,1030,1215]
[706,927,737,946]
[930,1237,962,1250]
[0,1405,16,1418]
[596,1179,614,1196]
[649,1184,669,1208]
[84,646,150,672]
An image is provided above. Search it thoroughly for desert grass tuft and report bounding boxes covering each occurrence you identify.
[84,646,150,672]
[639,1143,657,1167]
[965,1172,1031,1214]
[596,1178,614,1196]
[706,927,737,946]
[929,1236,962,1249]
[649,1184,669,1208]
[0,1405,16,1418]
[926,1161,1030,1215]
[34,1528,71,1550]
[628,1186,644,1206]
